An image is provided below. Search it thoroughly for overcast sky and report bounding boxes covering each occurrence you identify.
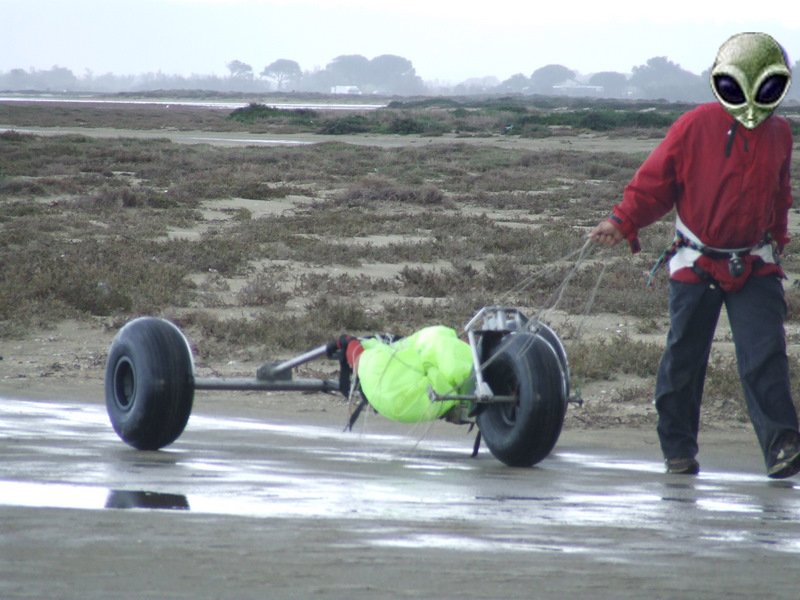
[2,0,798,83]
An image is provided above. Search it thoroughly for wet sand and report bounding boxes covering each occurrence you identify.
[1,390,798,600]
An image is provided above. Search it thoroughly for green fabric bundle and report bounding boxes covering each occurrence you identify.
[357,326,473,422]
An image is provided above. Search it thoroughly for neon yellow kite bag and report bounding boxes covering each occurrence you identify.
[356,325,474,423]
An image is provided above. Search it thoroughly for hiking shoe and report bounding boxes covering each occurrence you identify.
[665,457,700,475]
[767,434,800,479]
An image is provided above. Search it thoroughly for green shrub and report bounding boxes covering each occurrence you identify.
[382,116,449,136]
[316,114,372,134]
[229,102,317,125]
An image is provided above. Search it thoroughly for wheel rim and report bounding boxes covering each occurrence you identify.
[499,394,519,426]
[112,357,136,412]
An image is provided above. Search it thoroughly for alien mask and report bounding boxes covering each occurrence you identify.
[710,32,792,130]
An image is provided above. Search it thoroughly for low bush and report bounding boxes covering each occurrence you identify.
[229,102,317,126]
[3,102,798,416]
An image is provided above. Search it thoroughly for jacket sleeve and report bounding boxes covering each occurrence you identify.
[611,123,684,253]
[768,131,793,250]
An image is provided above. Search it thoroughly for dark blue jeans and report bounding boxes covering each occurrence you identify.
[655,274,799,468]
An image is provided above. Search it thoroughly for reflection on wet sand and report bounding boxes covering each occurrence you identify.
[105,490,190,510]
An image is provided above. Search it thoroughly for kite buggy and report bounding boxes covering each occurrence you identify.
[104,306,571,467]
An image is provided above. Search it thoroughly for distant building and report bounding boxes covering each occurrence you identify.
[331,86,362,95]
[552,79,603,97]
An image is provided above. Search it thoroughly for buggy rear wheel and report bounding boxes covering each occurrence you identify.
[476,332,567,467]
[105,317,195,450]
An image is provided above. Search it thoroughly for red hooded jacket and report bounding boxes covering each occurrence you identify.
[611,102,793,291]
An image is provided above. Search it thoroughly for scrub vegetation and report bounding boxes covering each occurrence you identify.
[0,95,690,137]
[2,97,800,427]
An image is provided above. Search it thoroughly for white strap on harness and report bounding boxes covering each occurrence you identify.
[670,215,774,275]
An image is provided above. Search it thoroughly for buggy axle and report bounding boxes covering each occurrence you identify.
[427,386,517,404]
[193,377,339,393]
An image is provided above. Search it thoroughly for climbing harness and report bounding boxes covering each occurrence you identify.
[648,219,776,287]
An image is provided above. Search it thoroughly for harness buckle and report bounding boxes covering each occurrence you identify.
[728,254,745,278]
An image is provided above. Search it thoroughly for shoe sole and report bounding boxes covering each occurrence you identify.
[666,459,700,475]
[667,466,700,475]
[767,449,800,479]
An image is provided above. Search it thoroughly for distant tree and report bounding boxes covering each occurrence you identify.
[4,68,29,89]
[697,67,716,102]
[529,64,576,94]
[48,66,79,89]
[83,69,125,93]
[588,71,628,98]
[297,67,335,93]
[369,55,409,85]
[227,60,254,80]
[260,59,302,90]
[497,73,530,93]
[368,54,424,94]
[630,57,681,88]
[788,60,800,102]
[629,56,703,101]
[453,76,500,95]
[12,66,81,91]
[326,54,371,86]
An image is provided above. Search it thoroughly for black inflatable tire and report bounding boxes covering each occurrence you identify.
[105,317,194,450]
[527,320,570,401]
[476,332,567,467]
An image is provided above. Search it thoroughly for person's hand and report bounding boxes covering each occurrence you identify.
[588,220,624,247]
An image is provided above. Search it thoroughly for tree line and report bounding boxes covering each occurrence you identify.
[0,54,425,97]
[2,53,799,103]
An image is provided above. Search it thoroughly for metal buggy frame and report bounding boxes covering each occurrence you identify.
[104,306,571,467]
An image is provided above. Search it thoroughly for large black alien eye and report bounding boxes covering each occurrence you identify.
[756,74,788,104]
[713,75,746,104]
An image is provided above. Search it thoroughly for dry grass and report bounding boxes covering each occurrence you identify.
[3,98,800,427]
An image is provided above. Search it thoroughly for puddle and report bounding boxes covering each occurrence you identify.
[557,451,664,474]
[369,533,587,553]
[187,136,314,146]
[0,98,385,111]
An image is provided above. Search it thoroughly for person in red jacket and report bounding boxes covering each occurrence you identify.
[590,32,800,478]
